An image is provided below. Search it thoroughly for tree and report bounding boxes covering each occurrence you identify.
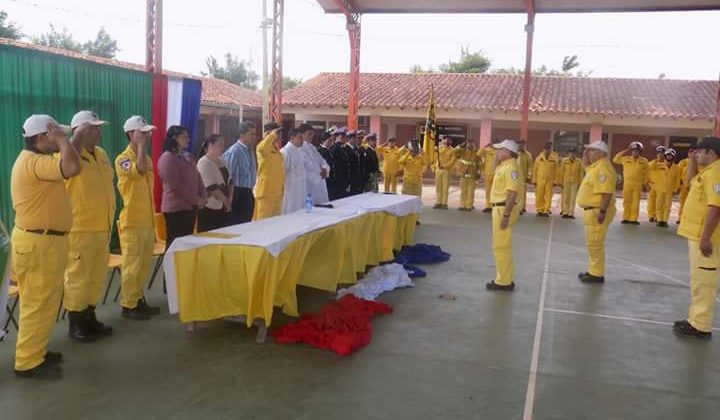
[283,76,303,90]
[492,55,592,77]
[0,10,22,39]
[202,54,260,90]
[32,24,83,53]
[439,47,491,74]
[83,27,119,59]
[561,55,579,72]
[409,64,435,74]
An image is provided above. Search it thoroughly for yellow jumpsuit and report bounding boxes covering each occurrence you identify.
[677,158,690,221]
[677,159,720,332]
[455,148,480,210]
[398,152,426,197]
[576,157,617,277]
[11,150,73,371]
[533,151,561,213]
[64,147,116,311]
[559,157,583,216]
[650,161,680,224]
[646,158,664,220]
[478,146,497,211]
[116,146,156,310]
[254,131,285,219]
[612,153,649,222]
[490,158,522,285]
[517,150,533,211]
[433,145,457,207]
[377,146,404,193]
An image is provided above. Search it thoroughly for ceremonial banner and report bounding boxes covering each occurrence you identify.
[423,84,438,164]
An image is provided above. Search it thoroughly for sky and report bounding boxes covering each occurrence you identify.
[1,0,719,84]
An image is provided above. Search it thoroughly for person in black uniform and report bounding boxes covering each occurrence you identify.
[361,133,381,192]
[330,127,351,199]
[345,130,364,195]
[317,131,335,199]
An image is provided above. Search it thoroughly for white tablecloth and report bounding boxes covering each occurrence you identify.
[163,193,422,314]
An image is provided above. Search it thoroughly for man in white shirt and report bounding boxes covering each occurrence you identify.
[281,129,308,214]
[298,123,330,204]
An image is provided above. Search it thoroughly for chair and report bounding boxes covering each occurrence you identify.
[103,253,123,304]
[3,284,19,332]
[147,213,167,292]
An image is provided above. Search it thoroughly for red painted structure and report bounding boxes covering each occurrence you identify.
[270,0,285,123]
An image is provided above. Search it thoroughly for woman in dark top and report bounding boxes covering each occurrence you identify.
[197,134,233,231]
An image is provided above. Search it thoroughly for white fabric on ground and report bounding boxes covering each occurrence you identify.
[337,263,413,301]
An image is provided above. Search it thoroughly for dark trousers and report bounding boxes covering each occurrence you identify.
[231,187,255,224]
[164,209,197,251]
[197,208,230,232]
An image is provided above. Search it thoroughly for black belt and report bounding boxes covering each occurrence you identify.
[583,207,598,211]
[21,228,68,236]
[491,202,506,207]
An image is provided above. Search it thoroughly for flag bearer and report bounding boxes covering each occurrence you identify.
[433,136,457,209]
[559,148,583,219]
[612,142,648,225]
[532,141,560,217]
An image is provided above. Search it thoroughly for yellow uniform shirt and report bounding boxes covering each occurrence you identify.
[678,160,720,244]
[677,158,691,189]
[399,152,426,181]
[490,158,522,204]
[560,157,583,185]
[64,147,116,232]
[377,146,404,174]
[612,153,648,186]
[434,145,457,171]
[517,150,533,182]
[115,146,155,230]
[533,151,561,183]
[577,157,617,209]
[255,131,285,198]
[477,146,497,177]
[651,161,680,193]
[455,148,480,179]
[11,150,73,231]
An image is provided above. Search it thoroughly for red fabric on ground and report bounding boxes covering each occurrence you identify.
[272,295,393,356]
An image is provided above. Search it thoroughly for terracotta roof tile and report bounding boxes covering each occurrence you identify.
[284,72,717,120]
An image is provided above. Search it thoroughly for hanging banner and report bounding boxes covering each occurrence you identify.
[0,220,10,340]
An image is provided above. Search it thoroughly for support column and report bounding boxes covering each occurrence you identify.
[345,12,361,130]
[520,0,535,141]
[369,114,381,136]
[480,118,493,147]
[145,0,163,74]
[269,0,284,123]
[211,114,220,134]
[714,76,720,137]
[590,123,603,142]
[387,123,397,139]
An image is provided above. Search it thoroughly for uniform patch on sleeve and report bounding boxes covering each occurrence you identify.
[714,183,720,195]
[119,158,131,171]
[511,170,519,180]
[599,173,607,183]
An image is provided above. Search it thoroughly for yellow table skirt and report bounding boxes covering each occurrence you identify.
[173,212,418,325]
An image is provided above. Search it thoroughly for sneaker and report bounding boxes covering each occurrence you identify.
[433,204,442,209]
[570,215,576,220]
[621,220,629,224]
[632,221,640,225]
[536,212,544,217]
[657,222,669,228]
[486,281,515,291]
[673,320,712,339]
[579,273,605,284]
[137,298,161,316]
[121,306,150,321]
[14,360,62,380]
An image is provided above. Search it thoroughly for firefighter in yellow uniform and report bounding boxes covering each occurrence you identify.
[559,148,583,219]
[399,141,426,197]
[674,137,720,339]
[11,114,82,379]
[646,145,666,222]
[517,140,533,214]
[116,116,161,321]
[477,143,498,213]
[612,142,649,225]
[649,148,679,228]
[433,136,457,209]
[676,146,695,224]
[532,142,561,217]
[576,141,617,284]
[62,111,115,341]
[254,123,285,219]
[377,137,404,194]
[455,142,480,211]
[486,139,522,291]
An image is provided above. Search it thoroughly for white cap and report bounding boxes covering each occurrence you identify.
[492,139,520,154]
[123,116,156,133]
[629,141,644,150]
[665,148,677,156]
[70,110,108,129]
[584,140,609,154]
[22,115,70,138]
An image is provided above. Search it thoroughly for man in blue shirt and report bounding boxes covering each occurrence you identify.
[223,122,257,223]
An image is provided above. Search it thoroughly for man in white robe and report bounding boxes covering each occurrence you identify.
[298,124,330,204]
[281,128,308,214]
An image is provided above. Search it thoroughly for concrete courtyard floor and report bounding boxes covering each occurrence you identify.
[1,184,718,419]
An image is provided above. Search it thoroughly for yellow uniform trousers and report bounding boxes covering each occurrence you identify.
[655,191,672,223]
[384,172,398,194]
[64,231,111,311]
[402,179,422,197]
[460,177,476,209]
[679,187,690,221]
[561,182,579,216]
[686,240,720,332]
[518,183,528,211]
[622,182,643,222]
[254,195,282,220]
[483,175,493,210]
[11,229,68,371]
[492,207,519,285]
[119,227,155,309]
[535,179,554,213]
[582,206,616,277]
[434,169,451,205]
[648,189,657,220]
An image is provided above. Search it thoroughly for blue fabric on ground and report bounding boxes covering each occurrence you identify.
[393,244,451,265]
[403,264,426,278]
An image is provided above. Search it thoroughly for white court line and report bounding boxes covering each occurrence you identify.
[522,218,555,420]
[544,307,720,331]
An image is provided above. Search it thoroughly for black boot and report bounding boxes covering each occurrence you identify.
[14,359,62,380]
[136,298,161,316]
[67,310,96,343]
[85,307,113,337]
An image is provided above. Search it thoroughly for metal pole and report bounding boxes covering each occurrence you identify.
[269,0,284,123]
[261,0,270,125]
[520,0,535,141]
[145,0,163,74]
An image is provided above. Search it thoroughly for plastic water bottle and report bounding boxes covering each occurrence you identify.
[305,193,313,213]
